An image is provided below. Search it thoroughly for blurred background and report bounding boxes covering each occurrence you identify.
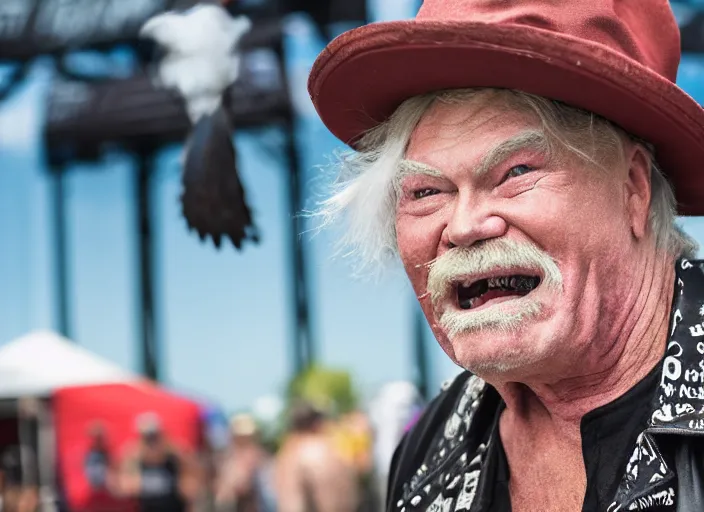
[2,0,704,510]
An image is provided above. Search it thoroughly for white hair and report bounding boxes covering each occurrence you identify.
[317,88,697,271]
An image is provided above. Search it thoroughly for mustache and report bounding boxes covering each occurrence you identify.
[426,238,563,307]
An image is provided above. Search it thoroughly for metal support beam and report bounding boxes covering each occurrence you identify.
[284,118,315,376]
[51,169,71,338]
[135,152,160,381]
[413,303,430,400]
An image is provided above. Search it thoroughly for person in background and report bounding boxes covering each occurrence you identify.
[274,402,360,512]
[84,422,116,494]
[118,412,199,512]
[0,445,37,512]
[214,414,275,512]
[83,421,123,512]
[332,410,373,477]
[367,382,424,507]
[331,410,379,512]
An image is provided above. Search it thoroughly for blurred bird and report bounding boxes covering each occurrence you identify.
[140,4,259,249]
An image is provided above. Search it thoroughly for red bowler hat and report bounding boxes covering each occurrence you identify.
[308,0,704,215]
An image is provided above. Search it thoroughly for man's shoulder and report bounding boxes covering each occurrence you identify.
[395,372,473,447]
[387,375,487,479]
[427,371,488,423]
[392,372,474,449]
[386,372,496,510]
[417,371,477,428]
[420,371,490,444]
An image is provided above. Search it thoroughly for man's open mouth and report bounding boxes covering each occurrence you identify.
[456,275,540,310]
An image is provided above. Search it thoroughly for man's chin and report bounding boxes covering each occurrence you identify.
[452,344,550,383]
[438,304,547,376]
[460,350,541,378]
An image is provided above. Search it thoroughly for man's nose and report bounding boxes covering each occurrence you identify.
[442,198,508,249]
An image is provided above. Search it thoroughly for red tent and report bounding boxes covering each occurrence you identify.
[53,382,203,511]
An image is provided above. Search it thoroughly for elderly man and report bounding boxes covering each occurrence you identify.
[307,0,704,511]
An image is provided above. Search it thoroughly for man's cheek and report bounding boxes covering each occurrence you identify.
[405,263,430,298]
[429,318,455,361]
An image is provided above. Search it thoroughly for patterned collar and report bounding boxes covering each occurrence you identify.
[609,258,704,511]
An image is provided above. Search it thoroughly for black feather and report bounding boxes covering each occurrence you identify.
[181,105,259,250]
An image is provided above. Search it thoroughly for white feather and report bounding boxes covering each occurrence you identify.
[140,4,252,123]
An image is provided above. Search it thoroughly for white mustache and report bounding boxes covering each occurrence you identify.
[426,238,563,309]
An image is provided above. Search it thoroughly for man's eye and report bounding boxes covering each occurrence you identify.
[413,188,440,200]
[504,164,535,180]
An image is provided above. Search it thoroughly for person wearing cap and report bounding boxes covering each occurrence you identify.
[119,412,199,512]
[309,1,704,511]
[214,414,276,512]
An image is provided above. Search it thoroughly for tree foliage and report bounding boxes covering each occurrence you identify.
[286,364,358,417]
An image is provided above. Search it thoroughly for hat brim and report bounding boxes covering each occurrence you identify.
[308,20,704,215]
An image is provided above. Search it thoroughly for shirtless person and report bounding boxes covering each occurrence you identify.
[274,402,360,512]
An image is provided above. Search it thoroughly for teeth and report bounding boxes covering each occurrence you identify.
[486,276,514,289]
[487,276,512,289]
[457,275,540,293]
[456,275,541,312]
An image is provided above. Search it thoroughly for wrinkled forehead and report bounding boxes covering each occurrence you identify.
[398,90,627,182]
[408,93,543,152]
[400,128,550,180]
[400,101,550,182]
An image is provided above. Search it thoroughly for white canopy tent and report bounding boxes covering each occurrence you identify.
[0,330,136,399]
[0,330,138,511]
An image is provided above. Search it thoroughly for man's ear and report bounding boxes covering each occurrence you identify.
[624,143,652,241]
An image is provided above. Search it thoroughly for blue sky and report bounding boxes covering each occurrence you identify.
[2,1,704,413]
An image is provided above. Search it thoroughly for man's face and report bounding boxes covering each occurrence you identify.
[143,431,160,443]
[396,96,649,381]
[141,430,164,456]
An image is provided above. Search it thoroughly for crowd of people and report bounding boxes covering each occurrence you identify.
[212,395,421,512]
[0,381,423,512]
[217,403,369,512]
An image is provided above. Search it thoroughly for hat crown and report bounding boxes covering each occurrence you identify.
[416,0,680,82]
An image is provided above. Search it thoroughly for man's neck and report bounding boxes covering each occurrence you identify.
[491,251,675,512]
[495,250,675,432]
